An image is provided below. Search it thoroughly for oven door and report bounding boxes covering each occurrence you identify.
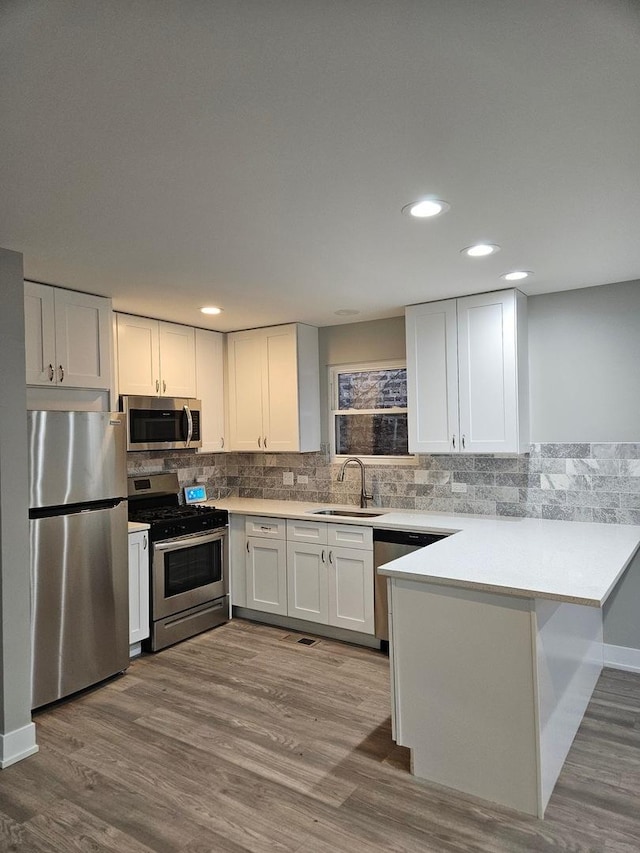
[152,528,227,620]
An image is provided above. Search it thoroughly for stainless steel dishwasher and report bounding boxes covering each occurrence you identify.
[374,528,448,644]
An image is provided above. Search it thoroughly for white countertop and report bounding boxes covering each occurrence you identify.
[208,497,640,607]
[128,521,150,533]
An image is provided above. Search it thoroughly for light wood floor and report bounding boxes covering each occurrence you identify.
[1,619,640,852]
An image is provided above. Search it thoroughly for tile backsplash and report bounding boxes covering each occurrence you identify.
[127,442,640,525]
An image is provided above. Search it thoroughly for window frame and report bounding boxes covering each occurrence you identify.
[328,359,415,465]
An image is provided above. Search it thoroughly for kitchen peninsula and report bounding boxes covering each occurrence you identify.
[211,497,640,818]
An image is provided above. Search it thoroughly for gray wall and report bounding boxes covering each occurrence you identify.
[0,248,34,750]
[528,279,640,442]
[318,316,406,444]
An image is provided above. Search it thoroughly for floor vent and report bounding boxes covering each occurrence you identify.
[281,633,321,647]
[297,637,318,646]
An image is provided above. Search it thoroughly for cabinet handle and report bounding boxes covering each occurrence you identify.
[163,380,166,394]
[143,536,147,550]
[328,550,333,564]
[264,436,267,449]
[258,437,261,448]
[58,364,64,383]
[48,363,54,382]
[452,434,456,449]
[321,549,326,563]
[246,541,250,553]
[221,437,224,449]
[155,379,160,393]
[462,434,466,450]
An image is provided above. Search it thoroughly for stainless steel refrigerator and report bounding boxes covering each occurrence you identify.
[27,411,129,708]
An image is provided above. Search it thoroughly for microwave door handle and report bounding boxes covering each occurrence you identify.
[184,404,193,447]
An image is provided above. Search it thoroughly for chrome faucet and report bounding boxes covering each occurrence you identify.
[337,457,373,508]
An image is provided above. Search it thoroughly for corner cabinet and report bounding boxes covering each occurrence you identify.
[24,282,112,389]
[226,324,320,452]
[115,313,196,398]
[406,289,528,454]
[195,328,226,453]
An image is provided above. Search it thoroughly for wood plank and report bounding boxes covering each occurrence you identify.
[0,620,637,852]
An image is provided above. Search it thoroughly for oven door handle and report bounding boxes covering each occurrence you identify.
[184,404,193,447]
[153,529,226,553]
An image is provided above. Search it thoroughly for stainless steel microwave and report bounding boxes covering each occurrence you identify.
[121,396,202,451]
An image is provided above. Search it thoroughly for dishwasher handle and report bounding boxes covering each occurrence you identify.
[373,528,447,548]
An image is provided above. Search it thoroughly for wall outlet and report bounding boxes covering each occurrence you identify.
[297,474,309,484]
[283,471,294,486]
[451,482,468,493]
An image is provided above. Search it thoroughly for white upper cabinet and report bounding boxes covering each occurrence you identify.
[116,314,196,398]
[227,323,320,452]
[195,328,226,453]
[24,282,112,389]
[406,289,528,454]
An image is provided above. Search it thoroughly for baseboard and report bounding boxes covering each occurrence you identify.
[603,643,640,673]
[0,722,38,769]
[129,642,143,658]
[233,607,382,649]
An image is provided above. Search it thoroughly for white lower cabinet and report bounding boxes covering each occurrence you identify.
[287,542,329,624]
[238,515,374,636]
[128,529,150,653]
[328,545,374,634]
[245,517,288,615]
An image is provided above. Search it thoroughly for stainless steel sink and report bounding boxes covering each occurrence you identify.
[309,508,387,518]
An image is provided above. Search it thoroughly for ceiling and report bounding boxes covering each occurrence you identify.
[1,0,639,332]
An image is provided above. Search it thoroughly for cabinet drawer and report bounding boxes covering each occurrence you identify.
[328,523,373,551]
[245,516,286,540]
[286,519,328,544]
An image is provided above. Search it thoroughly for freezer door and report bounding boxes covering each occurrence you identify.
[30,500,129,708]
[28,411,126,508]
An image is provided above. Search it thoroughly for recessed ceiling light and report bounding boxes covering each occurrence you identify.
[402,199,450,218]
[461,243,501,257]
[200,306,222,315]
[334,308,360,316]
[501,270,533,281]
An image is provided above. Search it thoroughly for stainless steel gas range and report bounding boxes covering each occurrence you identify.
[128,473,229,651]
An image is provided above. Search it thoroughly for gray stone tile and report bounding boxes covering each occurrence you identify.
[474,486,519,502]
[414,497,455,512]
[495,472,540,488]
[415,470,451,485]
[454,471,495,486]
[591,443,640,459]
[452,500,497,516]
[620,459,640,476]
[428,455,476,471]
[566,458,620,476]
[593,476,640,493]
[519,488,566,505]
[591,508,620,524]
[620,493,640,509]
[473,457,521,473]
[542,505,594,522]
[496,502,542,519]
[540,443,591,458]
[540,474,590,491]
[526,457,567,474]
[565,491,621,508]
[609,509,640,524]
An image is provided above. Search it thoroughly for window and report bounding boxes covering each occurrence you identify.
[329,360,410,460]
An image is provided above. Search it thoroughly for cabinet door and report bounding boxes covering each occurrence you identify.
[227,330,264,451]
[128,531,150,645]
[406,300,459,454]
[287,542,328,624]
[116,314,160,396]
[53,289,112,389]
[158,321,196,397]
[328,546,374,634]
[457,290,518,453]
[262,325,299,452]
[245,537,287,615]
[24,281,56,385]
[195,328,225,452]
